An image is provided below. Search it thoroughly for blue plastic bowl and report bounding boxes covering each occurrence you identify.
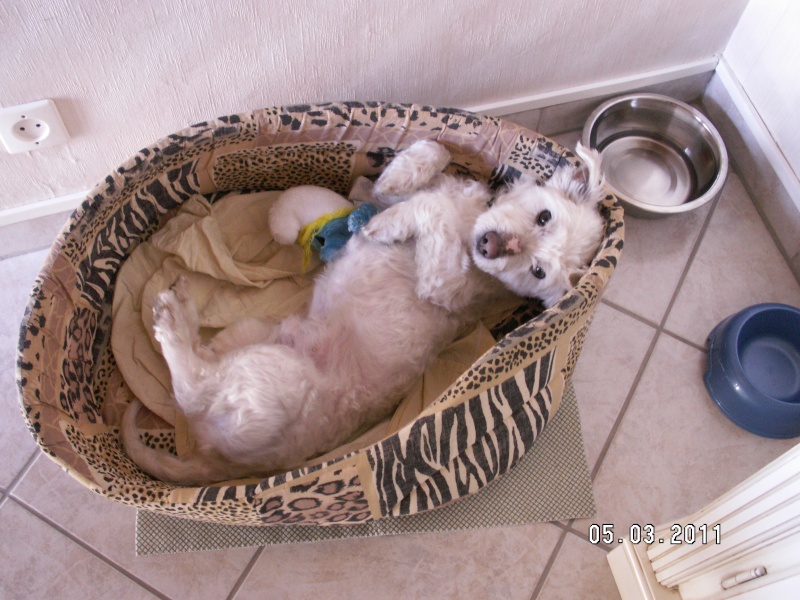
[704,303,800,438]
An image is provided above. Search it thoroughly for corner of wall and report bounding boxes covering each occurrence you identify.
[701,60,800,284]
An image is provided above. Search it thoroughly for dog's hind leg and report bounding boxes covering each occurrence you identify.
[205,317,280,357]
[152,276,210,404]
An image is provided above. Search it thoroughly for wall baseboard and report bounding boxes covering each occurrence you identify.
[465,57,719,116]
[713,58,800,215]
[0,189,88,228]
[702,58,800,281]
[0,56,721,230]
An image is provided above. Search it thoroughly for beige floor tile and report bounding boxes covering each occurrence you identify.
[0,250,48,487]
[666,173,800,346]
[550,129,581,150]
[237,523,562,600]
[539,97,605,137]
[603,202,712,326]
[502,108,542,133]
[537,532,621,600]
[571,303,656,472]
[0,499,156,599]
[13,455,256,600]
[573,334,797,540]
[0,392,37,489]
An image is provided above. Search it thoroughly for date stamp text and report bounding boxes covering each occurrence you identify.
[588,523,721,545]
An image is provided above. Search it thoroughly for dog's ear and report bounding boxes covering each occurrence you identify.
[549,142,606,205]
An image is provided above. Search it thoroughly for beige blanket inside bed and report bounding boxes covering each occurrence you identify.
[111,191,512,463]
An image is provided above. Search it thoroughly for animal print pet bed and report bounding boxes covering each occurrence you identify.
[17,102,624,526]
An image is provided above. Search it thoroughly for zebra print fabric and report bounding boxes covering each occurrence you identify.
[367,349,556,516]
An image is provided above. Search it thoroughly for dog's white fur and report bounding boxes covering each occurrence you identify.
[122,141,606,485]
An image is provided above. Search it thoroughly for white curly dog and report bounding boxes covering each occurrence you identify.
[122,140,606,485]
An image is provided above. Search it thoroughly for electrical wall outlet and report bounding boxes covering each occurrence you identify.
[0,99,70,154]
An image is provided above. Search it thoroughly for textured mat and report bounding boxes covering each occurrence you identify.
[136,382,595,554]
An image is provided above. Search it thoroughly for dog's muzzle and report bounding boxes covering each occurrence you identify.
[476,231,521,259]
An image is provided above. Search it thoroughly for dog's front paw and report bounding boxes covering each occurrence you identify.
[360,210,410,245]
[374,140,451,197]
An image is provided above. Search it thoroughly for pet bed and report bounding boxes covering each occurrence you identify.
[17,102,624,526]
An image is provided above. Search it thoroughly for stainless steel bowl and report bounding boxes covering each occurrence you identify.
[582,94,728,218]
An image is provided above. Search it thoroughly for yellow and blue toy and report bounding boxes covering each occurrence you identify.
[297,202,379,270]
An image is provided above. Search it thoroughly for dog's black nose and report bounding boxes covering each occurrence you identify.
[477,231,500,259]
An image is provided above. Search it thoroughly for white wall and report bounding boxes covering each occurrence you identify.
[724,0,800,185]
[0,0,748,213]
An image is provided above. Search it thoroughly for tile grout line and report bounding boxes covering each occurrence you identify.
[600,298,660,330]
[588,327,661,481]
[660,328,707,354]
[225,545,265,600]
[1,449,40,501]
[654,190,721,333]
[7,496,170,600]
[557,519,617,553]
[544,126,584,140]
[529,527,570,600]
[534,111,544,136]
[588,185,722,483]
[565,522,615,553]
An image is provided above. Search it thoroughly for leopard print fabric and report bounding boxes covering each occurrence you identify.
[16,102,624,526]
[213,142,357,194]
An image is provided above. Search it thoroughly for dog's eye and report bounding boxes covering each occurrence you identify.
[536,210,552,227]
[532,265,546,280]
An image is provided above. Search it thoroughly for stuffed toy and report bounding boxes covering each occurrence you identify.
[269,182,380,271]
[297,201,379,266]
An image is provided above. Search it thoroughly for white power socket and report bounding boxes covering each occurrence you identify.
[0,99,70,154]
